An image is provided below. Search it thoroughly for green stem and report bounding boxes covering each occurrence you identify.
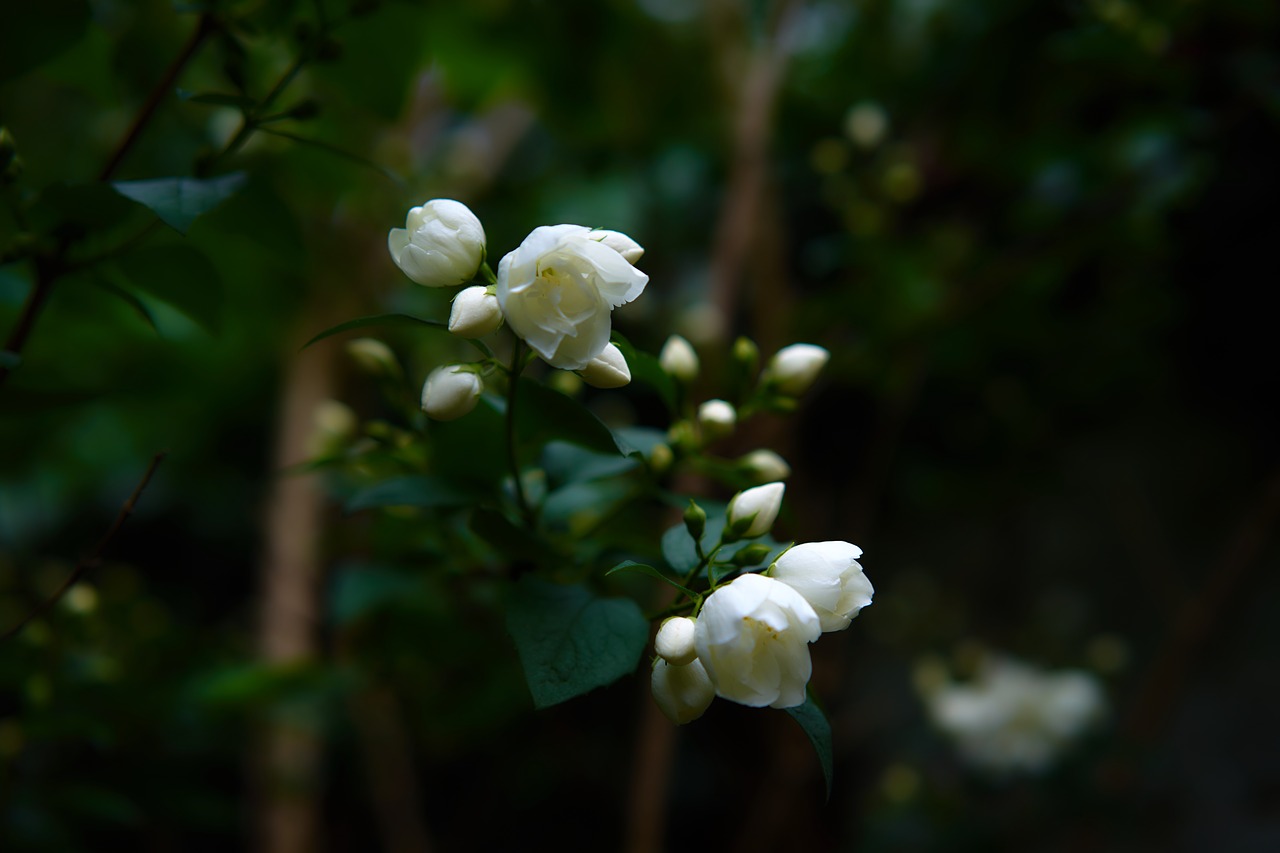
[506,342,534,526]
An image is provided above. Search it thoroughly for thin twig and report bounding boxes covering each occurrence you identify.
[99,14,215,181]
[0,452,166,643]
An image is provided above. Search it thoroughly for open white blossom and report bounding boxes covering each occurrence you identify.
[575,342,631,389]
[922,655,1107,775]
[693,573,821,709]
[726,482,785,539]
[495,224,648,370]
[770,540,872,632]
[420,364,482,421]
[762,343,830,396]
[388,199,486,287]
[651,657,715,725]
[448,285,504,338]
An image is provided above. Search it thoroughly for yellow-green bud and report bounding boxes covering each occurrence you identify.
[683,499,707,543]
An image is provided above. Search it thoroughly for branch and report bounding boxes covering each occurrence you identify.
[0,452,167,643]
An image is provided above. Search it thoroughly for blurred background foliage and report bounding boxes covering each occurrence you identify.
[2,0,1278,850]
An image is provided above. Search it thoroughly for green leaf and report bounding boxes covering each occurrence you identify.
[785,694,834,800]
[612,333,676,411]
[506,577,649,708]
[515,378,626,458]
[540,440,639,486]
[610,425,668,460]
[302,313,446,349]
[0,351,19,370]
[328,564,433,627]
[0,0,91,82]
[90,272,160,334]
[345,475,475,513]
[605,560,699,600]
[540,478,635,536]
[112,172,247,234]
[111,244,223,333]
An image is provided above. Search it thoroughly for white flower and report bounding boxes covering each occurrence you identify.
[448,285,504,338]
[658,334,699,382]
[693,573,821,708]
[388,199,486,287]
[697,399,736,440]
[762,343,830,396]
[575,342,631,389]
[726,481,785,539]
[654,616,697,666]
[420,364,482,421]
[770,541,872,632]
[590,229,644,264]
[739,449,791,483]
[651,657,715,725]
[923,655,1107,775]
[495,224,648,370]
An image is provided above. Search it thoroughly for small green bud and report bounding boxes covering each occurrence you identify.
[646,442,674,475]
[732,543,774,566]
[733,336,759,373]
[683,499,707,543]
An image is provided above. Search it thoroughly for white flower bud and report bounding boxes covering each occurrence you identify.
[726,481,785,539]
[590,229,645,264]
[448,285,504,338]
[388,199,486,287]
[762,343,830,396]
[739,449,791,483]
[693,573,820,709]
[576,342,631,389]
[658,334,699,382]
[651,657,715,725]
[770,541,872,632]
[420,364,482,421]
[697,399,736,440]
[345,338,400,378]
[655,616,698,666]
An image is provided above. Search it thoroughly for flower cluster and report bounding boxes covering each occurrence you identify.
[388,199,649,419]
[650,481,873,725]
[917,653,1107,774]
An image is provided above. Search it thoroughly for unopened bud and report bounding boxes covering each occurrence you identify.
[683,499,707,543]
[732,543,774,566]
[345,338,400,378]
[576,342,631,389]
[448,285,503,338]
[421,364,483,421]
[658,335,699,382]
[739,449,791,483]
[697,399,736,441]
[654,616,697,666]
[761,343,830,396]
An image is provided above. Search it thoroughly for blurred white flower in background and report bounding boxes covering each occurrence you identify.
[919,653,1107,775]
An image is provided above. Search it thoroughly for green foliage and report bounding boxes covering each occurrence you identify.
[112,173,248,234]
[785,695,834,801]
[505,576,649,708]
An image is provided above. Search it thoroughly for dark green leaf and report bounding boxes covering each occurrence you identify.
[345,475,475,513]
[540,440,638,486]
[610,425,668,460]
[1,350,22,370]
[111,244,223,333]
[605,560,699,600]
[785,694,834,801]
[328,564,432,626]
[540,478,635,535]
[90,272,160,334]
[506,577,649,708]
[0,0,90,82]
[431,398,507,486]
[612,333,676,411]
[258,127,404,184]
[515,378,626,458]
[302,313,445,349]
[112,172,247,234]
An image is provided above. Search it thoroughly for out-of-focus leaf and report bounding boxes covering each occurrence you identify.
[431,397,508,486]
[110,244,223,333]
[610,425,667,460]
[540,478,635,535]
[540,440,638,486]
[90,271,160,334]
[112,173,247,234]
[605,560,698,600]
[785,694,834,800]
[506,576,648,708]
[345,474,475,513]
[515,378,625,458]
[1,351,23,370]
[302,313,445,349]
[0,0,90,82]
[329,564,432,627]
[35,182,140,231]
